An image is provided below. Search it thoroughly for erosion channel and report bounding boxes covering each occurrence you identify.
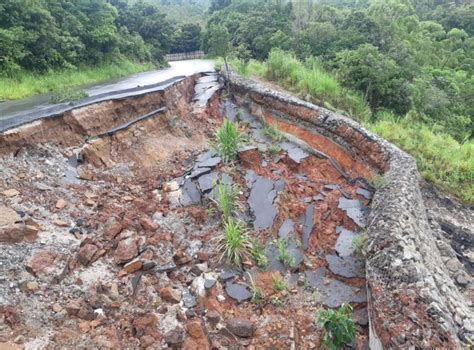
[0,66,472,349]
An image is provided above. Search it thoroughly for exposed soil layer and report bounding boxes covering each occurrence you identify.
[0,73,377,349]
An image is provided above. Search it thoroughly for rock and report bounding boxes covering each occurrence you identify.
[114,237,138,264]
[338,198,369,228]
[122,260,143,274]
[180,179,202,206]
[182,290,197,308]
[53,219,69,227]
[3,189,19,197]
[140,335,155,348]
[55,199,68,209]
[104,217,123,240]
[225,282,252,303]
[204,279,216,289]
[197,171,219,193]
[335,228,358,257]
[287,146,309,164]
[354,308,369,326]
[227,318,255,338]
[196,156,221,168]
[65,300,82,316]
[26,250,61,277]
[238,146,260,168]
[189,167,212,179]
[356,188,373,200]
[77,244,99,266]
[278,219,294,239]
[26,281,39,291]
[160,287,182,304]
[186,320,206,339]
[456,274,468,287]
[53,303,63,313]
[0,207,20,226]
[300,204,315,250]
[139,216,158,231]
[248,177,277,231]
[165,328,185,347]
[326,255,364,278]
[197,251,210,262]
[206,310,221,325]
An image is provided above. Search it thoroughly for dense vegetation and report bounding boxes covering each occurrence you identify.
[0,0,202,99]
[206,0,473,202]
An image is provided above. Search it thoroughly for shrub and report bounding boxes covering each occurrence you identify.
[211,118,243,163]
[317,304,356,350]
[215,217,252,266]
[352,233,368,258]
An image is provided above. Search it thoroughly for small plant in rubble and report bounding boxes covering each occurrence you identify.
[247,272,263,304]
[316,304,356,350]
[215,217,252,267]
[251,239,269,270]
[211,180,238,221]
[352,233,368,258]
[277,239,296,269]
[272,272,286,292]
[270,296,283,307]
[211,118,243,163]
[263,124,284,142]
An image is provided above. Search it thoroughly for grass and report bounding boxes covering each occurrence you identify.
[272,272,286,292]
[368,113,473,202]
[212,181,238,221]
[277,240,296,269]
[263,124,284,142]
[229,51,474,203]
[317,304,356,350]
[0,59,155,101]
[251,239,269,270]
[210,118,243,163]
[352,233,368,258]
[247,272,264,304]
[215,217,252,267]
[50,89,89,104]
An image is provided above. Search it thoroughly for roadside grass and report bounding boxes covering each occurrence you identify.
[0,59,155,101]
[226,52,474,203]
[212,181,238,222]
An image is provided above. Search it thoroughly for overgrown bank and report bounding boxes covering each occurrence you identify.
[0,60,155,101]
[221,51,473,203]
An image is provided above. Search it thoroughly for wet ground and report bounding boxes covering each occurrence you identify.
[0,60,215,126]
[0,73,377,349]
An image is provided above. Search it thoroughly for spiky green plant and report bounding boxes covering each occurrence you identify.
[215,218,252,266]
[251,239,269,270]
[211,118,243,163]
[317,304,356,350]
[272,273,285,292]
[263,124,284,142]
[277,240,296,268]
[211,181,238,221]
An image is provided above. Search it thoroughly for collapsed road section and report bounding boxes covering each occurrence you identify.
[0,66,472,349]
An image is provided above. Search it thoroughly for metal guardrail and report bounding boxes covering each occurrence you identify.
[165,51,204,61]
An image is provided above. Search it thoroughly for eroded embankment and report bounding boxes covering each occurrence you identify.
[225,69,474,348]
[0,70,472,349]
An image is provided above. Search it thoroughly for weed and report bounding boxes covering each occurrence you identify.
[270,296,283,307]
[251,239,269,270]
[352,233,368,258]
[370,174,385,189]
[247,272,263,304]
[51,89,88,103]
[272,273,286,292]
[211,118,243,163]
[277,240,296,269]
[267,143,281,154]
[215,217,252,266]
[316,304,356,350]
[263,124,284,142]
[211,181,238,221]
